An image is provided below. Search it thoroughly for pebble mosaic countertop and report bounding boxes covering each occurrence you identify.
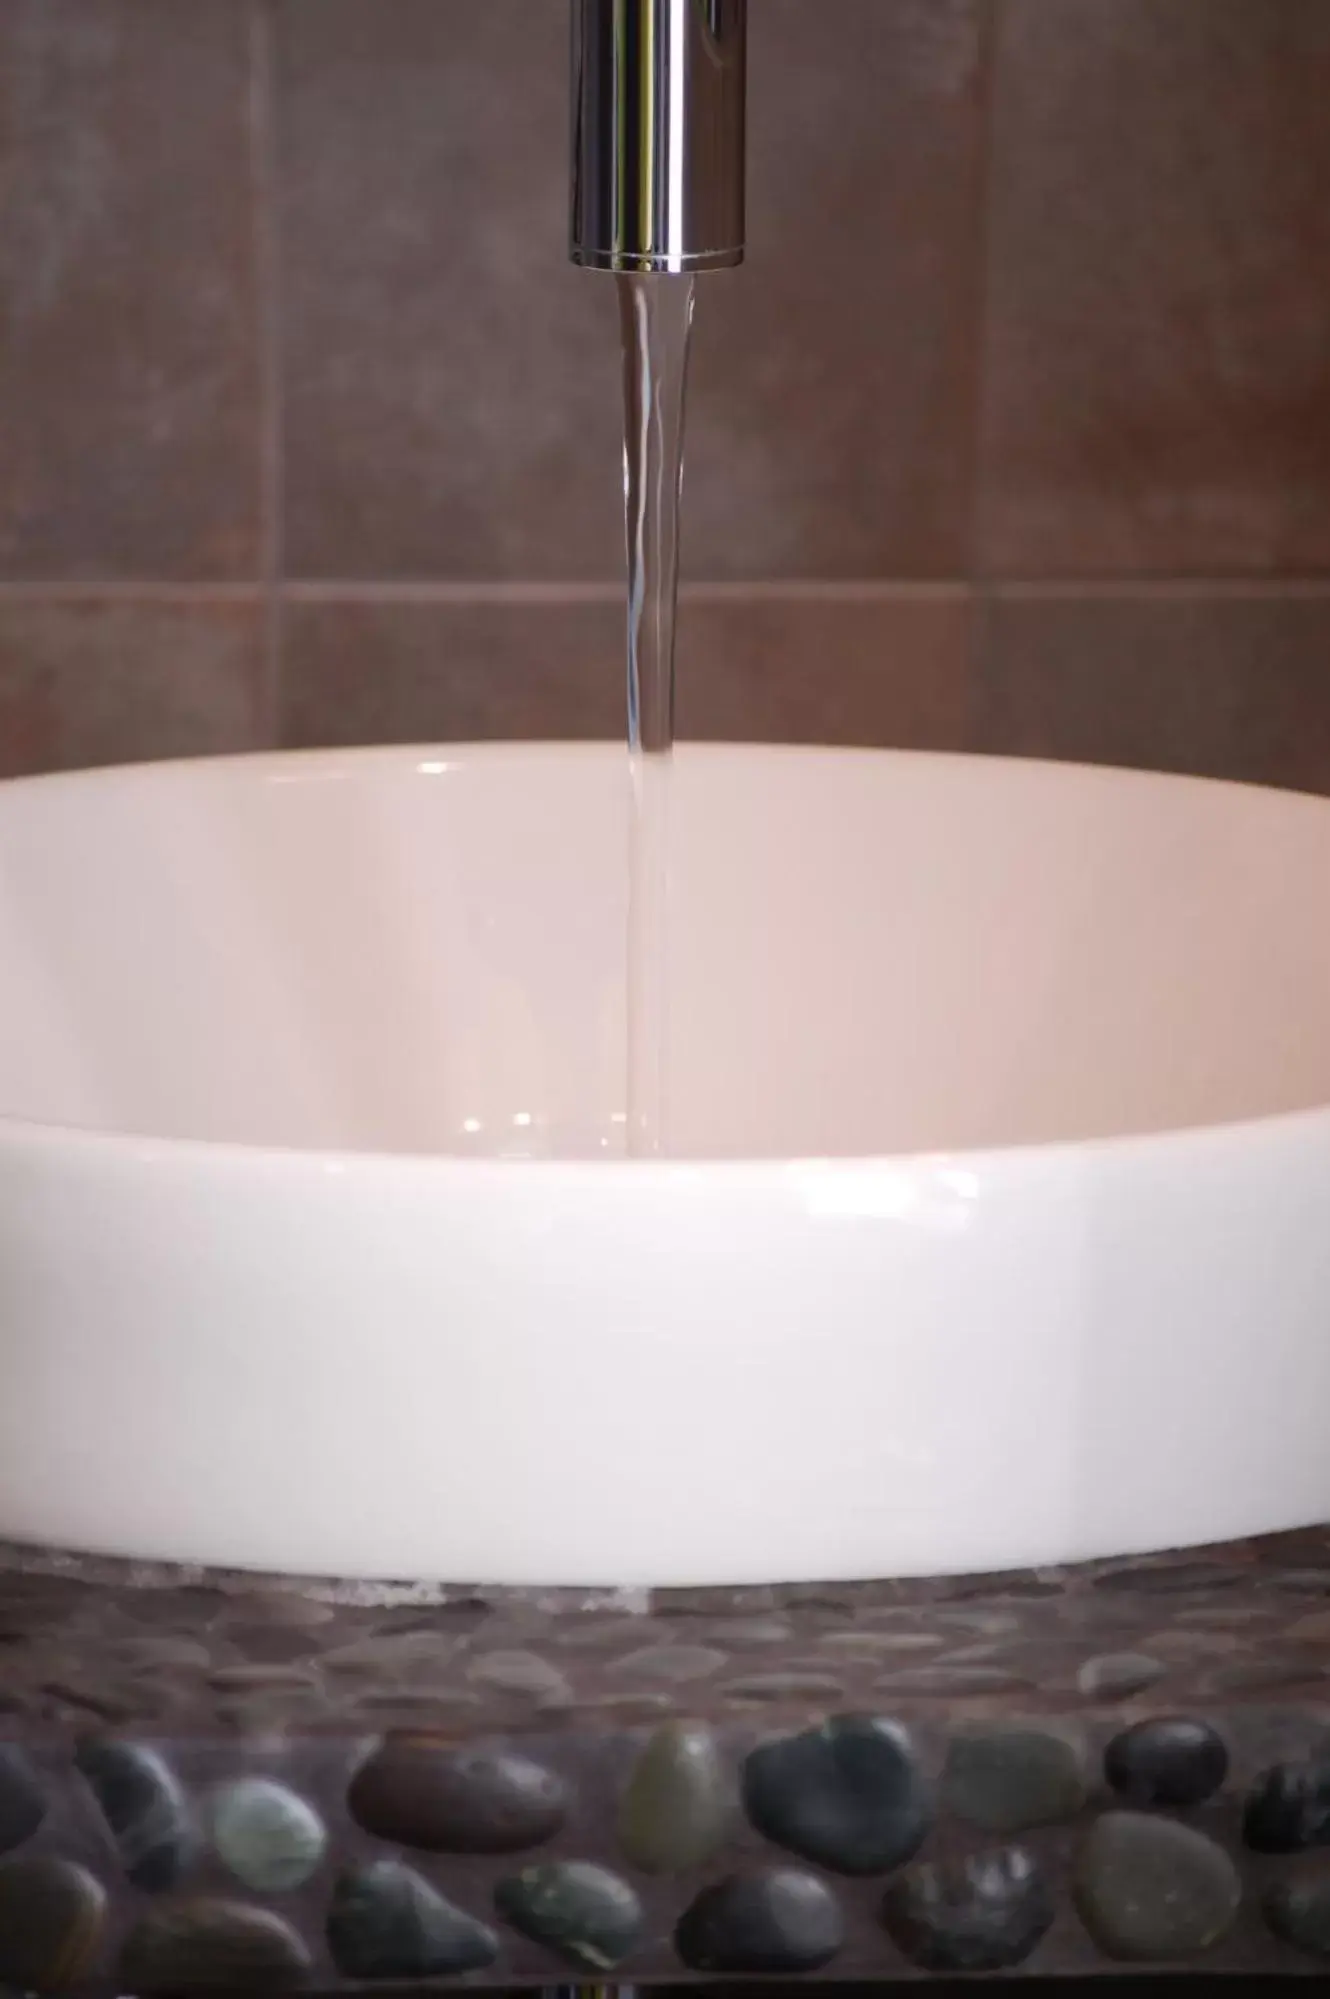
[2,1530,1330,1984]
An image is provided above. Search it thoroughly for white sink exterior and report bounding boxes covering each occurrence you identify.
[0,742,1328,1585]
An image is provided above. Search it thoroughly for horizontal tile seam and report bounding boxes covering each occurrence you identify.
[277,580,974,605]
[0,584,266,605]
[988,577,1330,601]
[0,581,974,607]
[267,577,1330,603]
[5,578,1330,605]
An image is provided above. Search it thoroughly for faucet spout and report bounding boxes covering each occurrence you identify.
[570,0,747,274]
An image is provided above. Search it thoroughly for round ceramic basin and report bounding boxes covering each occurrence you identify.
[1,742,1329,1587]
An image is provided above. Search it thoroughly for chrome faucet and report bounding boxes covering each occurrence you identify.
[570,0,747,274]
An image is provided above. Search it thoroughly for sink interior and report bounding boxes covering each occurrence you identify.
[0,742,1327,1159]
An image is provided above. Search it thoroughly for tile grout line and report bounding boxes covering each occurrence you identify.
[278,578,976,605]
[261,576,1330,603]
[3,578,1330,605]
[249,0,285,747]
[966,0,1003,727]
[981,576,1330,600]
[964,0,1001,575]
[0,583,266,604]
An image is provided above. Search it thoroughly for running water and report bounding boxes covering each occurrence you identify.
[617,271,696,1157]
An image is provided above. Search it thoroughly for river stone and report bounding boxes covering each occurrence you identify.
[711,1618,795,1649]
[207,1665,317,1694]
[1105,1717,1228,1808]
[619,1722,729,1872]
[495,1861,643,1971]
[675,1870,845,1973]
[328,1860,497,1979]
[110,1634,214,1672]
[76,1740,197,1891]
[349,1738,565,1852]
[219,1588,333,1630]
[742,1715,928,1875]
[1076,1652,1166,1700]
[876,1665,1033,1695]
[1265,1857,1330,1958]
[881,1845,1054,1972]
[465,1650,571,1703]
[1095,1560,1240,1595]
[0,1747,44,1855]
[1244,1757,1330,1852]
[943,1727,1086,1833]
[725,1672,846,1703]
[0,1856,106,1989]
[121,1898,311,1989]
[1074,1811,1240,1961]
[610,1645,726,1683]
[212,1777,327,1893]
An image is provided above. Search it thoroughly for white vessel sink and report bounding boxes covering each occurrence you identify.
[1,741,1329,1587]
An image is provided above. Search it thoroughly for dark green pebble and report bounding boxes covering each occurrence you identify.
[76,1739,197,1891]
[1265,1857,1330,1958]
[675,1870,844,1974]
[943,1726,1086,1832]
[742,1714,928,1875]
[328,1860,497,1979]
[495,1861,643,1971]
[1104,1716,1228,1808]
[882,1845,1054,1972]
[1244,1757,1330,1852]
[0,1747,44,1856]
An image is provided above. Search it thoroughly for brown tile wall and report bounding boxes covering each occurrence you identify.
[1,0,1329,784]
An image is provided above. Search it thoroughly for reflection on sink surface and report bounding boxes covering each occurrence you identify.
[0,741,1329,1585]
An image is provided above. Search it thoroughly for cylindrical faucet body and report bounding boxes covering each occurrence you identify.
[570,0,746,273]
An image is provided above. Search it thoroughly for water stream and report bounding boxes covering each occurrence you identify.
[617,271,696,1157]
